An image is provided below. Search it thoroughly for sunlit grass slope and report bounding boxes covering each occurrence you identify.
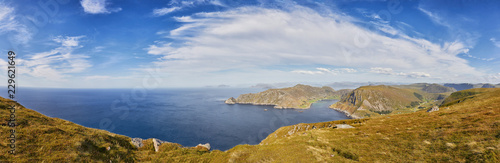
[1,88,499,162]
[0,97,136,162]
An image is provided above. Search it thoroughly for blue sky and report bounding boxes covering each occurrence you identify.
[0,0,499,88]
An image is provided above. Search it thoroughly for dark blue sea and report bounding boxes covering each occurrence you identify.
[4,87,349,150]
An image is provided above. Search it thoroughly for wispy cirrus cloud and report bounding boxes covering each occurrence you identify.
[19,36,91,80]
[370,67,431,78]
[145,5,482,85]
[80,0,121,14]
[153,7,181,16]
[153,0,226,16]
[490,38,500,48]
[292,68,357,75]
[0,2,32,45]
[418,7,450,28]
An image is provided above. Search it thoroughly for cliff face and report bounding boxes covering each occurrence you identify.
[330,85,426,118]
[226,84,339,109]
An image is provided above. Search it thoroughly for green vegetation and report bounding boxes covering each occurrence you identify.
[413,92,423,101]
[331,84,455,118]
[1,88,499,162]
[440,88,488,107]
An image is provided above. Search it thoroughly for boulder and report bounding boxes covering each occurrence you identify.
[335,124,354,129]
[225,97,237,104]
[196,143,211,150]
[153,138,167,152]
[427,106,439,112]
[131,138,144,148]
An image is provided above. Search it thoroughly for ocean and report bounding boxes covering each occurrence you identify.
[5,87,349,151]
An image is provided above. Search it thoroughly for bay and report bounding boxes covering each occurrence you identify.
[3,87,349,150]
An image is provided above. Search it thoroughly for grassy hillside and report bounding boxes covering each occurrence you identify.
[2,88,499,162]
[227,84,341,109]
[393,83,456,93]
[0,97,136,162]
[331,84,455,118]
[237,88,499,162]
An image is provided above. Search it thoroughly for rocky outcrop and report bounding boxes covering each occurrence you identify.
[196,143,211,150]
[335,124,354,129]
[226,84,339,109]
[225,97,237,104]
[152,138,168,152]
[427,106,439,112]
[330,107,362,119]
[131,138,144,148]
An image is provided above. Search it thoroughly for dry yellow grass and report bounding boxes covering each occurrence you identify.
[1,88,499,162]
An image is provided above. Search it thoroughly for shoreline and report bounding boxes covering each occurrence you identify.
[330,107,362,119]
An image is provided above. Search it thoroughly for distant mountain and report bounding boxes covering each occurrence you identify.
[250,83,277,89]
[481,84,495,88]
[326,82,401,90]
[393,83,456,93]
[444,83,474,91]
[226,84,343,109]
[331,84,454,118]
[444,83,499,91]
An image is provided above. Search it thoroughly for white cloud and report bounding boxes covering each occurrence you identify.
[339,68,357,73]
[153,0,226,16]
[170,0,226,7]
[80,0,121,14]
[418,7,450,28]
[291,70,324,75]
[402,72,431,78]
[490,38,500,48]
[292,68,357,75]
[153,7,181,16]
[0,3,32,45]
[145,5,482,85]
[53,35,85,47]
[370,67,393,75]
[84,75,131,80]
[371,67,430,78]
[19,35,91,80]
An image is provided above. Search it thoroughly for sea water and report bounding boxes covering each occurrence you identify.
[4,87,349,150]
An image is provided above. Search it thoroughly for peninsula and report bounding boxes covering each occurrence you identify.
[225,84,350,109]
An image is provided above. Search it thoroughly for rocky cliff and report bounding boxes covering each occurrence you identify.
[226,84,340,109]
[330,85,422,118]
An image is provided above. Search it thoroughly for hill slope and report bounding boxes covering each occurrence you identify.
[226,84,341,109]
[2,88,499,162]
[393,83,456,93]
[330,84,456,118]
[0,97,136,162]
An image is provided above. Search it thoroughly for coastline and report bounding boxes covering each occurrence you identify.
[330,107,362,119]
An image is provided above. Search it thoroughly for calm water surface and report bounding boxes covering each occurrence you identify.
[5,88,349,150]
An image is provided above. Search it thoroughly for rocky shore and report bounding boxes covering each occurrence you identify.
[330,107,362,119]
